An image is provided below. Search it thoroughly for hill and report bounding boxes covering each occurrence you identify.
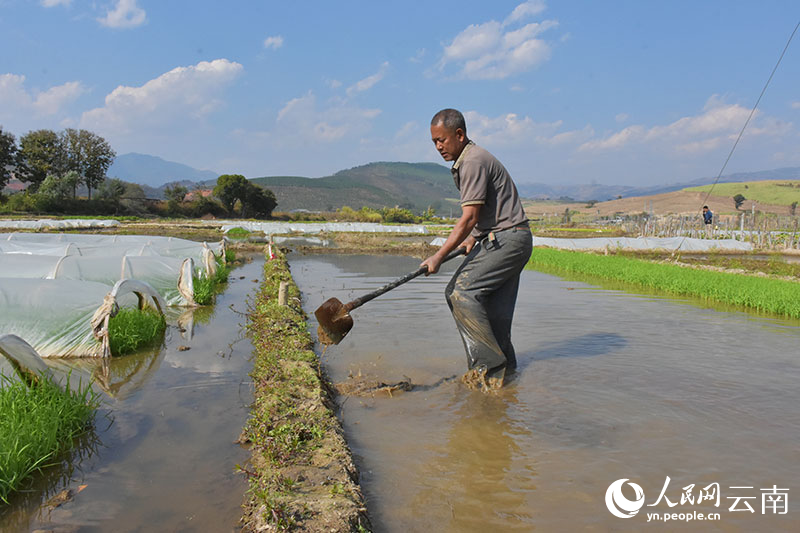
[685,180,800,206]
[108,153,219,187]
[517,167,800,202]
[250,162,460,213]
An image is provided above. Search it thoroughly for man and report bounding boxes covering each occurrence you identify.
[421,109,532,391]
[702,205,713,237]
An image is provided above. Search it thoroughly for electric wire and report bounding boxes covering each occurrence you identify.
[675,19,800,252]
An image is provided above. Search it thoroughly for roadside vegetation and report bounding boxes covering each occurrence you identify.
[107,308,167,356]
[0,373,99,504]
[527,248,800,319]
[242,249,369,532]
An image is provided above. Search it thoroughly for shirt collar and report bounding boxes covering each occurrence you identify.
[451,140,474,171]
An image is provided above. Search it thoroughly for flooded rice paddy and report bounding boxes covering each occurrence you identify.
[290,253,800,532]
[0,255,263,533]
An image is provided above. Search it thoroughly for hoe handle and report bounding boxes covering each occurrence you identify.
[346,248,467,311]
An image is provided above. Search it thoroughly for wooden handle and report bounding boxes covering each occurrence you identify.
[345,247,467,311]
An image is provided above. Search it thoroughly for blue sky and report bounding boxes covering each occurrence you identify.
[1,1,799,186]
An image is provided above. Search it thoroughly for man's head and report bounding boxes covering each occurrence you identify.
[430,108,469,162]
[703,205,709,212]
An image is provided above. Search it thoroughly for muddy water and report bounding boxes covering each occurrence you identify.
[290,253,800,532]
[0,256,263,533]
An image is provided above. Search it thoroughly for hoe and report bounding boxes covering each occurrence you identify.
[315,248,466,345]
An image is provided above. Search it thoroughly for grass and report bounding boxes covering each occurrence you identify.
[685,180,800,206]
[527,248,800,319]
[0,372,100,504]
[241,249,369,531]
[226,227,252,239]
[193,254,232,305]
[107,308,167,356]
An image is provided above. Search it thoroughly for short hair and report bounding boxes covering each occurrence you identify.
[703,205,709,209]
[431,108,466,134]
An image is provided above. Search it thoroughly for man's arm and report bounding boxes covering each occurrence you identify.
[420,204,481,275]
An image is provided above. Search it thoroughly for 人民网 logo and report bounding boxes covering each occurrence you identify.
[606,478,645,518]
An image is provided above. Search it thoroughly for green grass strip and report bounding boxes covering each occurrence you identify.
[527,248,800,319]
[108,308,167,356]
[0,373,99,503]
[242,249,368,531]
[193,254,232,305]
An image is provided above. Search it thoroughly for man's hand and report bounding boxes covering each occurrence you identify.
[420,254,444,276]
[421,204,480,276]
[460,235,477,254]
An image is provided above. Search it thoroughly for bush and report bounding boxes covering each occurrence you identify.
[381,207,418,223]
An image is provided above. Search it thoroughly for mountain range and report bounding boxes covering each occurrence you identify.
[108,153,219,187]
[108,152,800,210]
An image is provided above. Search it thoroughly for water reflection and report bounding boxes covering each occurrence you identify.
[411,388,535,532]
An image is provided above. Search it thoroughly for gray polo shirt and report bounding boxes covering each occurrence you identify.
[451,141,528,238]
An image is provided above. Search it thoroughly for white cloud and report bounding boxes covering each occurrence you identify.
[409,49,426,63]
[0,73,86,118]
[80,59,243,135]
[263,36,284,50]
[346,62,389,97]
[41,0,71,7]
[505,0,547,26]
[578,96,781,154]
[32,81,85,115]
[792,101,800,109]
[439,3,558,80]
[463,110,591,147]
[98,0,146,29]
[395,121,417,140]
[276,92,381,142]
[615,113,629,123]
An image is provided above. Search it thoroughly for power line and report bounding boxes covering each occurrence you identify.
[700,19,800,208]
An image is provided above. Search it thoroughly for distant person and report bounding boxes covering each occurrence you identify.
[702,205,713,237]
[421,108,532,392]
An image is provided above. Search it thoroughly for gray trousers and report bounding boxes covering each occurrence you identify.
[445,227,533,379]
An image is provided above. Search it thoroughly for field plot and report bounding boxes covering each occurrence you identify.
[291,253,800,532]
[0,233,225,357]
[0,255,262,532]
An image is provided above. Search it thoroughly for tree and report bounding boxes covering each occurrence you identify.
[164,184,188,216]
[95,178,127,201]
[242,184,277,218]
[213,174,249,214]
[164,184,188,204]
[62,128,115,199]
[18,129,66,192]
[733,193,746,210]
[0,126,18,191]
[39,171,81,200]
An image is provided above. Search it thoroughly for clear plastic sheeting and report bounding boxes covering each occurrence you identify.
[211,220,428,234]
[0,218,120,230]
[429,236,753,252]
[0,233,225,306]
[0,233,225,357]
[0,334,56,385]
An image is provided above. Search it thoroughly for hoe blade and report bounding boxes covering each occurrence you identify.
[314,297,353,346]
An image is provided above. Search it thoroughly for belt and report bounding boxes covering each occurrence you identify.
[478,223,530,243]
